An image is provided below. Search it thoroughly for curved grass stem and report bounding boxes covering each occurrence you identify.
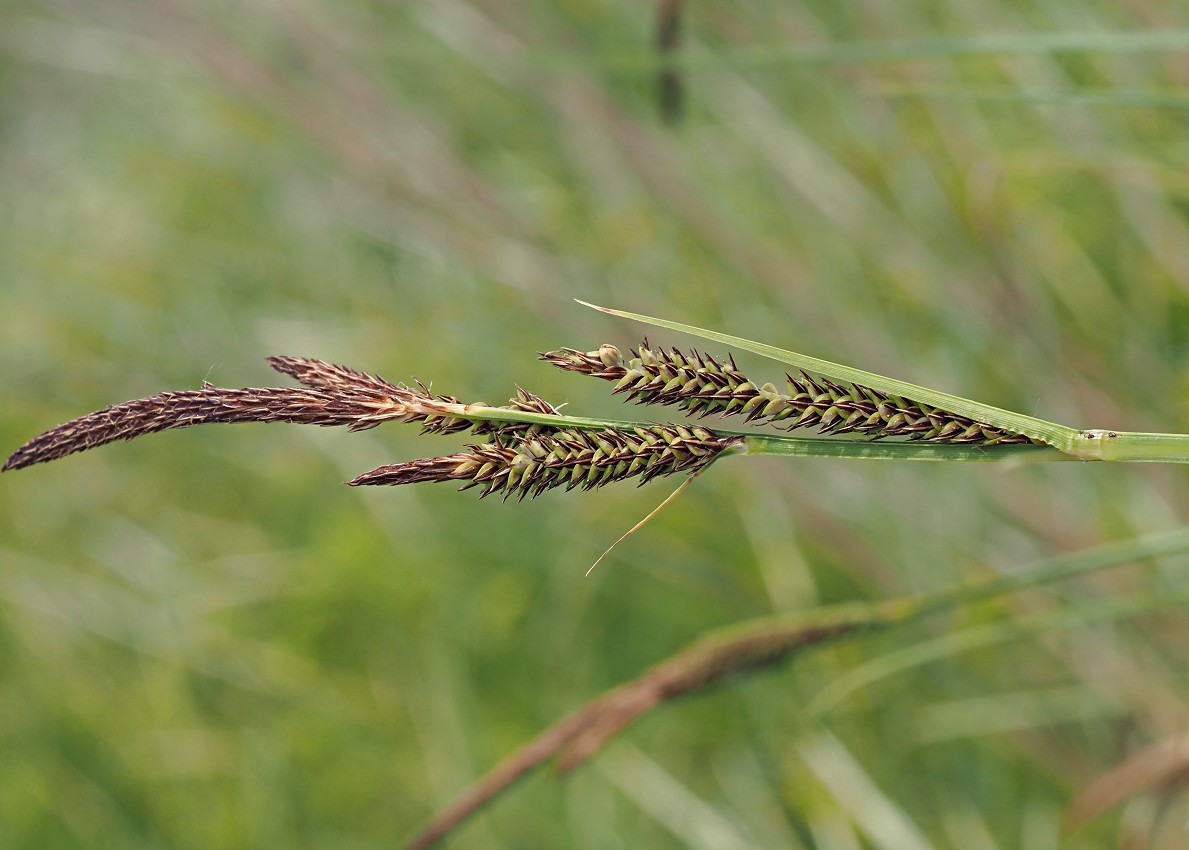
[403,526,1189,850]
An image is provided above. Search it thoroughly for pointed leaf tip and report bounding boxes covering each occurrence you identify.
[574,299,616,314]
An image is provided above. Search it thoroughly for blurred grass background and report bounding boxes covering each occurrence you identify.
[4,2,1189,848]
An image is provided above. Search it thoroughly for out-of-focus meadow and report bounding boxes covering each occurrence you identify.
[4,2,1189,848]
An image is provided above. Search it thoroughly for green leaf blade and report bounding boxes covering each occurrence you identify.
[578,301,1081,451]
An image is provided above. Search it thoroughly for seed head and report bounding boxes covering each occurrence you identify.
[2,357,565,472]
[348,424,740,500]
[542,342,1037,446]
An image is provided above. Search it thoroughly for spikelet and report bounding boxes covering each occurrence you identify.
[541,342,1037,446]
[347,424,740,500]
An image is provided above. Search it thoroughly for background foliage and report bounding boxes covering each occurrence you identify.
[4,2,1189,848]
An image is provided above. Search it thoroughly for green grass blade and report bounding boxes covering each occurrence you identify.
[807,526,1189,716]
[702,29,1189,67]
[876,84,1189,111]
[911,526,1189,613]
[578,301,1080,450]
[807,591,1189,721]
[523,30,1189,72]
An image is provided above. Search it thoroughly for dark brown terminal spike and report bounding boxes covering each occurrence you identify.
[3,358,567,473]
[542,342,1038,447]
[2,385,383,473]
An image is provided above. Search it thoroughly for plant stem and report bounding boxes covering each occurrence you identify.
[1066,430,1189,462]
[741,434,1073,462]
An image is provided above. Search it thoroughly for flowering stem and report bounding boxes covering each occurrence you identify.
[740,433,1074,463]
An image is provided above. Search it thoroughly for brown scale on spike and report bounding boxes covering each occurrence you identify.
[541,342,1038,446]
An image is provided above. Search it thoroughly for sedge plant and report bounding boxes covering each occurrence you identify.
[7,302,1189,487]
[9,302,1189,848]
